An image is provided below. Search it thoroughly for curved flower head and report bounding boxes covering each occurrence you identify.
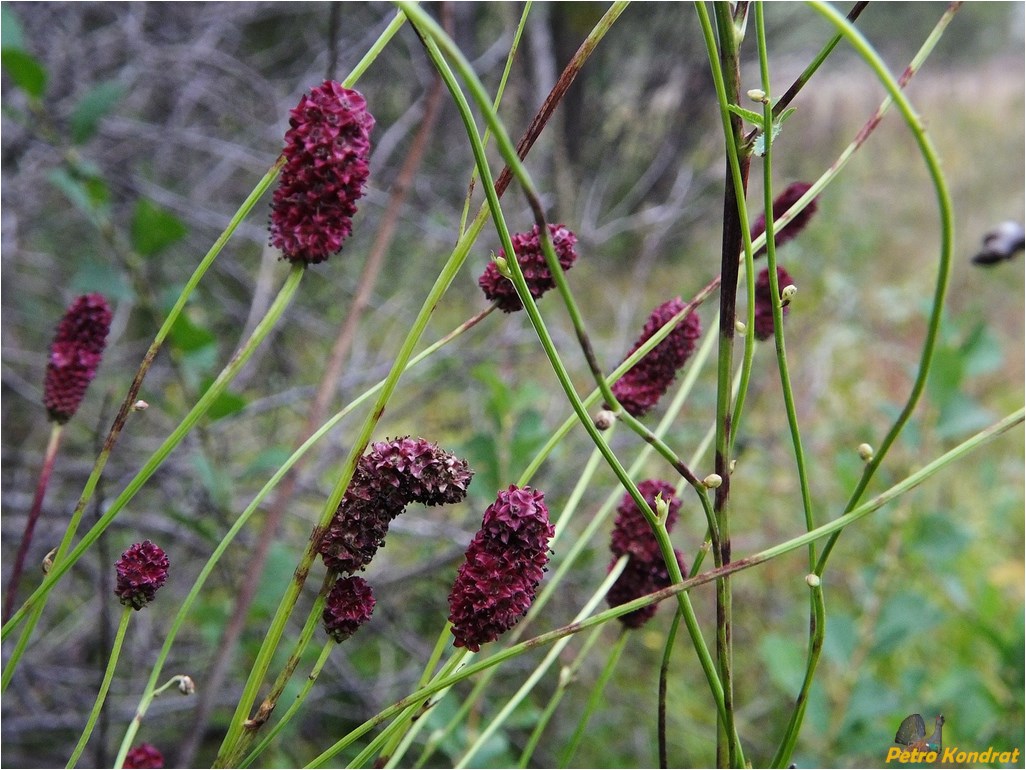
[43,293,112,424]
[609,298,702,417]
[115,541,169,610]
[610,480,682,563]
[606,549,687,629]
[448,485,554,652]
[124,743,164,769]
[751,181,818,256]
[365,436,473,507]
[478,224,578,312]
[319,437,472,574]
[753,266,794,341]
[270,81,375,265]
[323,576,376,642]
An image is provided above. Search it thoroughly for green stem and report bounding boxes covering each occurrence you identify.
[517,622,608,768]
[297,405,1023,769]
[2,263,302,697]
[401,0,729,731]
[1,157,285,655]
[66,607,132,768]
[558,627,629,768]
[659,609,684,768]
[770,3,959,764]
[239,641,336,768]
[454,557,627,768]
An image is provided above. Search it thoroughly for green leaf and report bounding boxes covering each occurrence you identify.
[726,103,765,127]
[960,322,1004,377]
[204,388,247,422]
[1,48,46,98]
[2,6,26,49]
[131,198,188,257]
[168,311,216,352]
[754,107,797,156]
[70,80,125,144]
[47,167,110,221]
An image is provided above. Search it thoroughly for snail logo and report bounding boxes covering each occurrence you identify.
[894,713,944,753]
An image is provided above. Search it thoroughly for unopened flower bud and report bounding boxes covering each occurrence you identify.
[747,88,768,103]
[133,400,149,411]
[703,473,723,489]
[857,443,874,462]
[177,675,195,695]
[805,573,821,588]
[594,409,616,431]
[735,320,746,334]
[780,284,798,305]
[42,547,57,574]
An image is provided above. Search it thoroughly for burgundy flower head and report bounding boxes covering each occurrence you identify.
[751,181,818,256]
[606,549,686,629]
[269,81,375,265]
[448,485,554,652]
[319,438,472,574]
[364,437,474,507]
[479,224,578,312]
[323,576,376,642]
[610,480,682,563]
[123,743,164,769]
[43,293,112,424]
[753,266,794,341]
[115,541,169,610]
[609,298,702,417]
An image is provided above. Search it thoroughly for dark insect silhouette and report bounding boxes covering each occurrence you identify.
[972,220,1024,265]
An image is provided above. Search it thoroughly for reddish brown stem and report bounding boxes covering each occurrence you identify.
[4,423,63,623]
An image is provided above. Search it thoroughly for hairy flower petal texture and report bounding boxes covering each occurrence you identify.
[478,224,578,312]
[269,80,374,265]
[115,541,169,611]
[753,266,793,341]
[123,743,164,769]
[448,485,554,652]
[751,181,818,255]
[43,293,112,424]
[319,438,472,574]
[609,298,702,417]
[322,576,376,642]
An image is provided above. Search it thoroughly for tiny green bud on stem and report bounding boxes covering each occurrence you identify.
[703,473,723,489]
[780,284,798,307]
[857,443,874,462]
[735,320,746,334]
[805,574,821,588]
[747,88,768,103]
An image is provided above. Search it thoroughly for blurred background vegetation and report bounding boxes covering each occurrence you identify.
[1,2,1023,768]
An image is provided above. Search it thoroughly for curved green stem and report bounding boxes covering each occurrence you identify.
[297,403,1023,769]
[2,264,303,697]
[67,607,132,768]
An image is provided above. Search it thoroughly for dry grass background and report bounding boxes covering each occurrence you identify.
[1,3,1022,767]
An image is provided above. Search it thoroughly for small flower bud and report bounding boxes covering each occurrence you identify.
[133,400,149,411]
[177,675,195,695]
[857,443,874,462]
[754,266,794,341]
[805,573,821,588]
[729,459,737,473]
[747,88,768,103]
[780,284,798,305]
[42,547,57,574]
[323,576,376,642]
[703,473,723,489]
[735,319,746,334]
[494,254,511,278]
[115,541,169,610]
[594,409,616,431]
[653,494,671,524]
